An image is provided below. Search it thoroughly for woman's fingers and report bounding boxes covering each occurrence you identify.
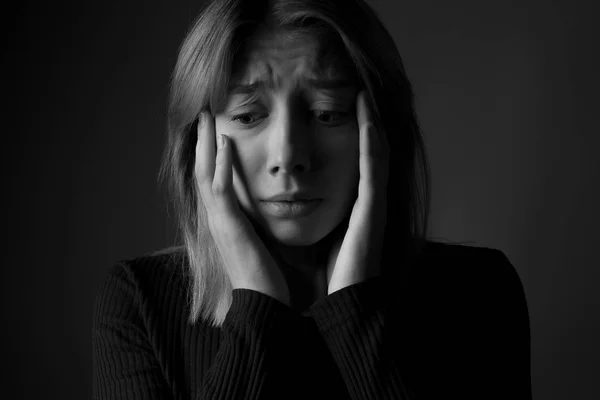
[195,112,217,210]
[357,91,374,187]
[356,91,378,209]
[212,134,240,215]
[356,91,389,190]
[195,113,242,223]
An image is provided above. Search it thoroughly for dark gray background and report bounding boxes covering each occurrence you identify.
[3,0,598,398]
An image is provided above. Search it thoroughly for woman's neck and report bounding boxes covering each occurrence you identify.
[273,242,325,272]
[271,242,329,311]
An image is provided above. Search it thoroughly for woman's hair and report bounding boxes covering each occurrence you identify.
[159,0,430,327]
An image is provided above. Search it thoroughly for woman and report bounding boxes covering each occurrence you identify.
[93,0,531,399]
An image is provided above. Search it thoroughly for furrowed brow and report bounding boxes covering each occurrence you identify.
[227,81,266,95]
[227,76,357,95]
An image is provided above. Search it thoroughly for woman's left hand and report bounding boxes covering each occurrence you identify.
[325,90,390,295]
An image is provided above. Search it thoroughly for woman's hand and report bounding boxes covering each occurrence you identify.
[325,91,390,294]
[194,112,292,307]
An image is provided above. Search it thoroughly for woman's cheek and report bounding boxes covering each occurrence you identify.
[232,145,263,209]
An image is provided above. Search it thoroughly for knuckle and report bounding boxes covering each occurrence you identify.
[212,181,226,196]
[198,180,215,198]
[196,173,210,185]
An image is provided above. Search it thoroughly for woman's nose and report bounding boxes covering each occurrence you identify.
[266,110,312,176]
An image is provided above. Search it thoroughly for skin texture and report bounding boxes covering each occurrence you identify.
[203,30,389,309]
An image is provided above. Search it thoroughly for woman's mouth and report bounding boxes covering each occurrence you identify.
[259,199,322,218]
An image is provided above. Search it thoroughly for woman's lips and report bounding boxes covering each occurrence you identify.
[259,199,322,218]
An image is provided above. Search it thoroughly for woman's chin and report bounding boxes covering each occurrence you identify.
[265,220,330,247]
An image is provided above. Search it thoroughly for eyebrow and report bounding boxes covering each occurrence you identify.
[227,77,357,95]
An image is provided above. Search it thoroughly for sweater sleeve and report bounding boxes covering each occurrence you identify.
[309,277,412,400]
[197,288,305,399]
[308,250,532,400]
[93,261,306,400]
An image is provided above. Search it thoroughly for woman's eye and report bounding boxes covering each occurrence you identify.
[229,110,350,127]
[314,110,349,125]
[230,113,265,126]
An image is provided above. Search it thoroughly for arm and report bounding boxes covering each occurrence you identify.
[309,250,532,400]
[309,277,412,400]
[198,288,306,400]
[93,262,305,400]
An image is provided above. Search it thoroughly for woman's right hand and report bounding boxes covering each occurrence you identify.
[194,111,292,307]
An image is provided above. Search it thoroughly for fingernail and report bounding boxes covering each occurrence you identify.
[217,134,224,149]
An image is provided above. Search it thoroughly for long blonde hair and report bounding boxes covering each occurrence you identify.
[159,0,430,327]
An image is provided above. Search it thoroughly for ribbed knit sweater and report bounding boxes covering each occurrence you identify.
[92,241,531,399]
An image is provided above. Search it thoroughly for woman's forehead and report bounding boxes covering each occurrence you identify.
[230,30,356,90]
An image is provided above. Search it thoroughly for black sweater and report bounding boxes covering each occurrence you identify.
[92,241,531,399]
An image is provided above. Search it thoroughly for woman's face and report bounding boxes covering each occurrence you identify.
[214,31,360,247]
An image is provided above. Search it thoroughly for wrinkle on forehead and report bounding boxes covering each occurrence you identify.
[231,29,355,89]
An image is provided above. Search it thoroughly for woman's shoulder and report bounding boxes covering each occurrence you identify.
[418,239,512,268]
[420,239,507,259]
[93,247,194,339]
[104,247,187,283]
[94,247,190,312]
[412,239,524,293]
